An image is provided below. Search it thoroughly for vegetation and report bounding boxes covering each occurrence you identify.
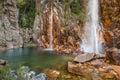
[17,0,36,28]
[61,0,85,25]
[0,66,9,79]
[70,0,85,23]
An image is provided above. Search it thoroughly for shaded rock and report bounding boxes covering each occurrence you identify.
[74,53,95,63]
[20,28,33,45]
[27,71,36,79]
[105,47,117,64]
[9,70,18,78]
[43,69,60,80]
[30,73,47,80]
[33,15,41,43]
[0,59,7,66]
[105,66,113,72]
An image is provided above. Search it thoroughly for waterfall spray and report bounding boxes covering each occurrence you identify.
[81,0,102,54]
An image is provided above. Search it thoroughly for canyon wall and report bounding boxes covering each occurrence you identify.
[0,0,23,48]
[101,0,120,48]
[0,0,33,49]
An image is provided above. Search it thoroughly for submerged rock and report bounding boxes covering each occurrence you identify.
[74,53,95,63]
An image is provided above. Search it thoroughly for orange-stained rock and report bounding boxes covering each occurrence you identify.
[112,65,120,78]
[41,35,46,42]
[43,69,60,80]
[90,59,104,67]
[104,31,112,42]
[99,68,106,72]
[68,61,84,75]
[44,42,49,48]
[105,71,116,79]
[99,30,106,45]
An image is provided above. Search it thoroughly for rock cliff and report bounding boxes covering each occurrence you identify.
[0,0,23,48]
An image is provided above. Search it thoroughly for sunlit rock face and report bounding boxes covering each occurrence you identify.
[100,0,120,48]
[35,0,82,53]
[0,0,23,48]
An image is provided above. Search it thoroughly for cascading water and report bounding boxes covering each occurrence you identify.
[44,6,53,51]
[81,0,102,54]
[49,6,53,50]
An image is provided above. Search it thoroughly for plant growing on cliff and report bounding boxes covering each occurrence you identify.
[60,0,85,25]
[17,0,36,28]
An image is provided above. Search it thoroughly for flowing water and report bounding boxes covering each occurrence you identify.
[49,6,53,50]
[0,47,73,70]
[81,0,102,54]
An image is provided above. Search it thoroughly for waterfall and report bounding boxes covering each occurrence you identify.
[81,0,102,54]
[44,6,53,51]
[49,6,53,50]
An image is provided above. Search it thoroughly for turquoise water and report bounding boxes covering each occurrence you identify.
[0,47,73,71]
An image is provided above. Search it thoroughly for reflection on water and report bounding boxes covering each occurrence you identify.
[0,47,73,70]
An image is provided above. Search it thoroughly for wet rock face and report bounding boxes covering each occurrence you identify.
[0,0,23,48]
[100,0,120,48]
[35,0,82,53]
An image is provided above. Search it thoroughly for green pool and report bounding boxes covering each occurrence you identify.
[0,47,73,71]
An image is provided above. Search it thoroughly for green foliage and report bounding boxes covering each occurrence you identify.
[60,0,85,25]
[0,66,9,79]
[17,0,36,28]
[70,0,85,23]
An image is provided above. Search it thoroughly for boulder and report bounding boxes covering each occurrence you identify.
[90,59,104,67]
[74,53,95,63]
[30,73,47,80]
[68,61,84,75]
[43,69,60,80]
[0,59,7,66]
